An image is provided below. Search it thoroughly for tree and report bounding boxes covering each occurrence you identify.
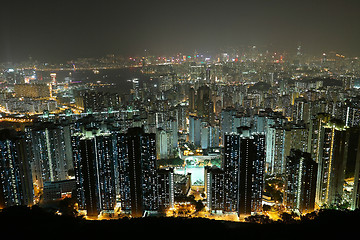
[300,211,318,223]
[263,204,271,212]
[245,214,273,224]
[58,197,77,217]
[194,200,204,212]
[279,212,298,224]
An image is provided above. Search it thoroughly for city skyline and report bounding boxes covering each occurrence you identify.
[2,1,360,230]
[1,0,360,62]
[1,49,360,220]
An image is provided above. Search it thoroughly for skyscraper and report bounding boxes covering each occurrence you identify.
[118,127,158,217]
[349,128,360,210]
[156,128,169,160]
[30,122,74,188]
[157,168,174,211]
[266,122,309,175]
[82,90,120,112]
[189,115,201,147]
[205,166,225,213]
[293,97,310,124]
[221,108,236,141]
[196,85,211,120]
[72,130,117,216]
[188,87,195,113]
[284,149,317,213]
[238,134,265,215]
[0,129,33,208]
[315,120,347,207]
[223,133,240,212]
[222,133,265,215]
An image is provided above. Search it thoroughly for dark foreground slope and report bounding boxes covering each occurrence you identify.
[0,206,359,238]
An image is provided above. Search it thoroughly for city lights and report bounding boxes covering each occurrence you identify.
[0,1,360,235]
[2,48,360,222]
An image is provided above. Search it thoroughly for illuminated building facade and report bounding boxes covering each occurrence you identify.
[196,85,211,122]
[0,130,33,208]
[30,122,74,188]
[223,133,240,212]
[72,131,117,216]
[205,166,225,212]
[72,122,171,217]
[118,127,158,217]
[266,122,308,176]
[315,121,347,207]
[238,134,265,215]
[14,83,51,98]
[222,133,265,215]
[221,108,236,140]
[156,128,169,159]
[82,90,121,112]
[293,97,311,124]
[284,149,317,213]
[157,168,174,211]
[189,115,201,146]
[349,128,360,209]
[43,179,76,201]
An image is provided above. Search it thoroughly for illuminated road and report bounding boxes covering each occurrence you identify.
[0,104,11,114]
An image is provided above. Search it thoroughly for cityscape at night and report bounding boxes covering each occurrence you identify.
[1,0,360,236]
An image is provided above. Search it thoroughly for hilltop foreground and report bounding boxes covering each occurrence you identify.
[0,206,359,238]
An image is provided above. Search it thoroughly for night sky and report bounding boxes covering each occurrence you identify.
[1,0,360,62]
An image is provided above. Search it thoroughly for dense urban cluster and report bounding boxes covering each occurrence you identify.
[1,47,360,221]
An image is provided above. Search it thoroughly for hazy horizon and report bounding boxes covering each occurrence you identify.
[1,0,359,62]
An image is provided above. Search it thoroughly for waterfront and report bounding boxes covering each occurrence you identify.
[36,67,154,94]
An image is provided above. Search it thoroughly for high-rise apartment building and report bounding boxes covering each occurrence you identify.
[118,127,158,217]
[30,122,74,188]
[293,97,311,124]
[157,168,174,211]
[189,115,201,147]
[205,166,225,212]
[72,130,117,216]
[349,128,360,209]
[156,128,169,160]
[223,133,240,212]
[221,108,236,140]
[0,130,33,208]
[315,120,347,207]
[82,90,120,112]
[284,149,317,213]
[14,83,51,98]
[238,134,265,215]
[221,133,265,215]
[266,122,309,175]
